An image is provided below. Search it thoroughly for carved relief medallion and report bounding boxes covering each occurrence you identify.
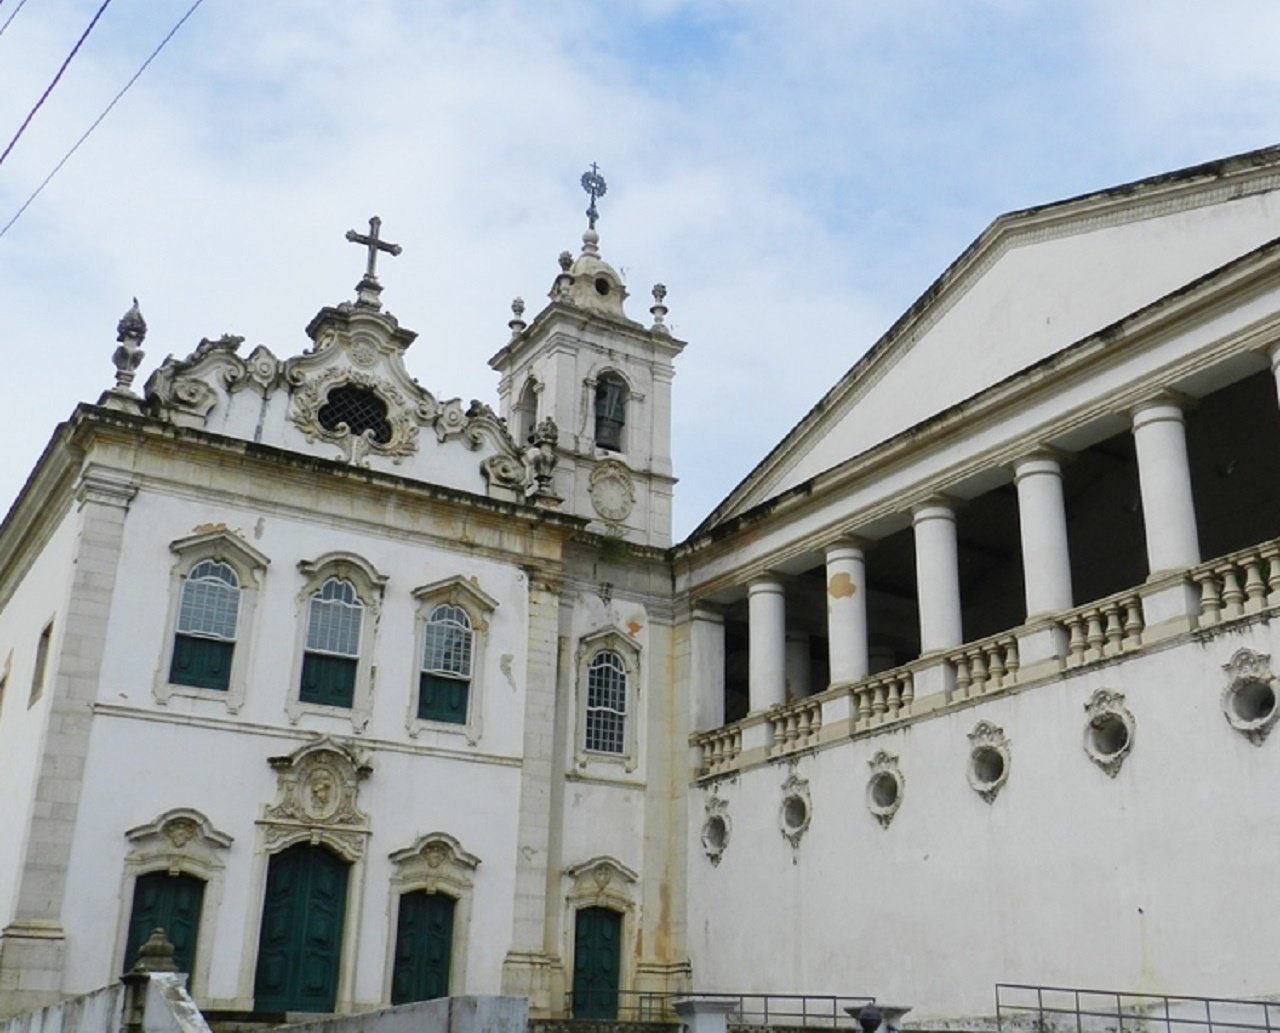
[1083,689,1135,777]
[260,737,372,860]
[590,459,636,523]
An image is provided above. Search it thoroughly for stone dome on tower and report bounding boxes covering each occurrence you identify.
[549,227,632,322]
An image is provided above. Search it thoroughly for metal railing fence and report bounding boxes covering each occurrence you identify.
[996,984,1279,1033]
[559,990,875,1025]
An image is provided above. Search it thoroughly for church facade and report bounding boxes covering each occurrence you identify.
[3,149,1280,1023]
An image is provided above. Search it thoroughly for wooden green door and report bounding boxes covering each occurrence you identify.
[254,844,349,1013]
[124,872,205,982]
[571,907,622,1019]
[390,891,455,1004]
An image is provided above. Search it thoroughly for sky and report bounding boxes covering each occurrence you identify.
[3,1,1280,538]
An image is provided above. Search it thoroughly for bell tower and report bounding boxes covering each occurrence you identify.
[489,167,685,548]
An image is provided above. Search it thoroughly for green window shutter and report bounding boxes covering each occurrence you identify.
[391,892,455,1004]
[254,844,350,1013]
[124,872,205,986]
[418,673,469,724]
[170,635,234,691]
[572,907,622,1019]
[300,652,356,708]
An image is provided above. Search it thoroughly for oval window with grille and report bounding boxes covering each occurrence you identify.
[318,385,393,444]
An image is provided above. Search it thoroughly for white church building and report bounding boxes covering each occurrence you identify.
[3,147,1280,1024]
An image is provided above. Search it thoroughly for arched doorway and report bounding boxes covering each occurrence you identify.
[254,843,350,1013]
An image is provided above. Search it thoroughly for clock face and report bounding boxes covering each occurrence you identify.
[591,471,634,522]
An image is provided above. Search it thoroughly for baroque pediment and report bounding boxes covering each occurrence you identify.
[259,736,372,860]
[140,295,562,501]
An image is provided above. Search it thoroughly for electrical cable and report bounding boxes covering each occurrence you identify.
[0,0,34,44]
[1,0,114,168]
[0,0,205,240]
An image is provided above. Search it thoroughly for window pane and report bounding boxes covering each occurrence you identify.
[306,579,362,656]
[585,650,627,754]
[177,562,240,640]
[423,606,472,677]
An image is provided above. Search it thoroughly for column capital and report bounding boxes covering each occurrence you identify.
[690,604,725,625]
[1130,389,1192,426]
[747,573,785,596]
[1010,447,1070,481]
[824,534,867,560]
[911,495,956,524]
[75,469,138,511]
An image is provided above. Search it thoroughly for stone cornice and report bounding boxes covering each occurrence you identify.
[489,302,686,371]
[0,420,82,611]
[701,146,1280,532]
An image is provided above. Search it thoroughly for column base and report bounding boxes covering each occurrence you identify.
[0,922,66,1018]
[1141,574,1200,642]
[1015,621,1068,679]
[500,951,563,1018]
[911,655,956,705]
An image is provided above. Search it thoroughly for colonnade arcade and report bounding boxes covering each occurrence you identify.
[692,359,1280,736]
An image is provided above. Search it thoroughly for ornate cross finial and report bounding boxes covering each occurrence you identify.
[345,216,401,307]
[580,163,607,230]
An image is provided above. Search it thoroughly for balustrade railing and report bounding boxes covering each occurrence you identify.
[693,723,743,777]
[849,666,914,731]
[1057,591,1144,668]
[948,634,1019,699]
[1192,540,1280,626]
[769,696,823,757]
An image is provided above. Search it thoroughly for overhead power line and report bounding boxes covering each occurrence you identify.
[0,0,32,42]
[0,0,114,168]
[0,0,206,240]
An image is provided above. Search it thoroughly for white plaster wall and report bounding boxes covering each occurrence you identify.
[61,715,524,1005]
[686,626,1280,1018]
[0,509,79,927]
[97,487,531,758]
[771,188,1280,499]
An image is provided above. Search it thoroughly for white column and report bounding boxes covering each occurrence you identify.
[825,539,869,684]
[785,632,811,700]
[913,499,963,653]
[1132,397,1200,574]
[1013,452,1074,617]
[748,575,786,712]
[689,607,726,731]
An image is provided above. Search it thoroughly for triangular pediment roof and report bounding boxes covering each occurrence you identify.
[695,143,1280,535]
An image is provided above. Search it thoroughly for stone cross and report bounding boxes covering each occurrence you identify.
[345,216,402,282]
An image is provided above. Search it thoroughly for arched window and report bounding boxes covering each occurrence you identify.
[419,605,472,724]
[514,379,539,444]
[594,373,627,452]
[585,650,628,754]
[301,577,363,708]
[170,560,240,691]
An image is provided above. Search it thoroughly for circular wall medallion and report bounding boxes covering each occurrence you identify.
[590,462,636,522]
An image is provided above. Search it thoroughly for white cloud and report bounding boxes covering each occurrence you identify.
[2,2,1280,535]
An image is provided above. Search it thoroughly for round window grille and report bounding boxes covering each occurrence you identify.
[318,385,393,444]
